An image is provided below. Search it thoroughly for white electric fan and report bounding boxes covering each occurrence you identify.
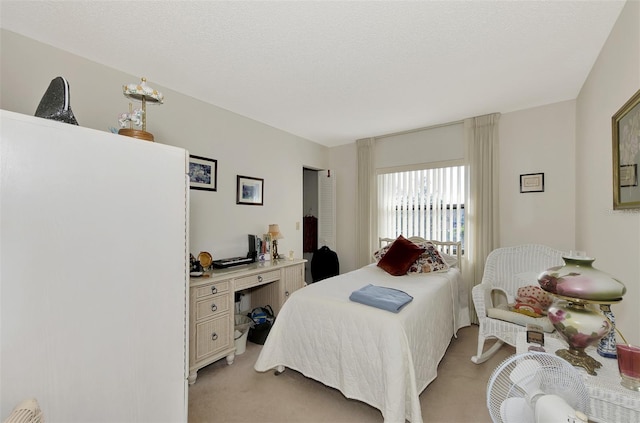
[486,352,590,423]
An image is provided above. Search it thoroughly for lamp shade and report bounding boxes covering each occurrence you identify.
[268,224,283,240]
[538,255,626,301]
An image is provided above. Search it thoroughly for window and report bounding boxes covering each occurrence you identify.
[378,165,465,249]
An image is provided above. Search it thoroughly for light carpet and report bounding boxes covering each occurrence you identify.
[188,324,514,423]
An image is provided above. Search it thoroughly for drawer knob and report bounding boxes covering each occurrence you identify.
[211,286,217,294]
[211,303,218,312]
[257,275,263,282]
[211,332,218,341]
[285,291,290,297]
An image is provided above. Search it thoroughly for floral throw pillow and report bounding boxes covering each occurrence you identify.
[408,242,450,274]
[373,244,391,262]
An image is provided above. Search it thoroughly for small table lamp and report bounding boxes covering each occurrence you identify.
[268,224,283,260]
[118,77,163,142]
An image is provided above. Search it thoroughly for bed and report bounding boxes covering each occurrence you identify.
[254,237,470,423]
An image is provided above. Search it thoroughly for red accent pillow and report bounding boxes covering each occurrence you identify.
[377,235,426,276]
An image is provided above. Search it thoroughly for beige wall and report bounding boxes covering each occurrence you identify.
[0,29,329,262]
[575,0,640,345]
[329,143,358,273]
[499,100,576,251]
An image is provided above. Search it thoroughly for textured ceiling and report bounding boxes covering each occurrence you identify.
[0,1,626,147]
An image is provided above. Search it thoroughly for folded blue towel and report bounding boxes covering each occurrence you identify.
[349,284,413,313]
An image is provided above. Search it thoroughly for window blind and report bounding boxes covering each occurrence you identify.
[378,166,465,246]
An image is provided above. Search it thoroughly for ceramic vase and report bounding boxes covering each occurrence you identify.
[547,300,612,351]
[597,304,618,358]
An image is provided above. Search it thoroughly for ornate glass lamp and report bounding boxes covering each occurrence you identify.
[118,77,163,141]
[268,224,283,260]
[538,252,626,375]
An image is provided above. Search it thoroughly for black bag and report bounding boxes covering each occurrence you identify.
[248,305,274,345]
[310,246,339,282]
[34,76,79,125]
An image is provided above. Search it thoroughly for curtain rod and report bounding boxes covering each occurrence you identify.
[372,118,464,141]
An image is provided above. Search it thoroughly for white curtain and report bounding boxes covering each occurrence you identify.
[356,138,377,268]
[464,113,500,324]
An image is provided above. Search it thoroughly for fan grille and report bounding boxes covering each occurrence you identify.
[486,352,590,423]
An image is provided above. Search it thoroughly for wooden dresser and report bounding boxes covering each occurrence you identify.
[188,259,306,384]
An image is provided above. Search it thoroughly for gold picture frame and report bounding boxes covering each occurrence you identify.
[612,89,640,209]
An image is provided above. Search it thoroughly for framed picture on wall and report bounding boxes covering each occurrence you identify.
[613,89,640,209]
[236,175,264,205]
[520,173,544,193]
[188,155,217,191]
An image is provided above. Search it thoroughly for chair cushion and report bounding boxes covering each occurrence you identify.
[487,303,555,333]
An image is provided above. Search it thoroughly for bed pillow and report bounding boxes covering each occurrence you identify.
[439,251,458,267]
[408,241,450,273]
[377,235,425,276]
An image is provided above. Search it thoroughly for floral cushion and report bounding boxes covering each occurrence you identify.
[373,244,391,262]
[408,241,450,274]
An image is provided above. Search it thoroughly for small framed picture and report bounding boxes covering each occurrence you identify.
[520,172,544,193]
[188,155,217,191]
[526,323,545,346]
[236,175,264,205]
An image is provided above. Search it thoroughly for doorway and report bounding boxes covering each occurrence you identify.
[302,167,336,283]
[302,168,319,282]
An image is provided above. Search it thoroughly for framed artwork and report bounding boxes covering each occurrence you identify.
[613,89,640,209]
[188,155,217,191]
[520,173,544,193]
[236,175,264,205]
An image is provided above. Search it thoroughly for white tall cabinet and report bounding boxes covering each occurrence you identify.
[0,110,189,422]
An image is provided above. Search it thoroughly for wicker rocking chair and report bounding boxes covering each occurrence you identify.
[471,244,565,364]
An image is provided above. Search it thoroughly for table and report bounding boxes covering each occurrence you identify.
[188,259,306,384]
[516,332,640,423]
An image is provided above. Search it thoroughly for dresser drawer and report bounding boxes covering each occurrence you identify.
[194,280,230,299]
[194,315,231,361]
[195,292,230,321]
[234,270,280,291]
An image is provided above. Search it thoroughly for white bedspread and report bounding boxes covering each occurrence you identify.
[254,264,470,423]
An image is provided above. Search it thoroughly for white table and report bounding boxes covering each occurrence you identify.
[516,332,640,423]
